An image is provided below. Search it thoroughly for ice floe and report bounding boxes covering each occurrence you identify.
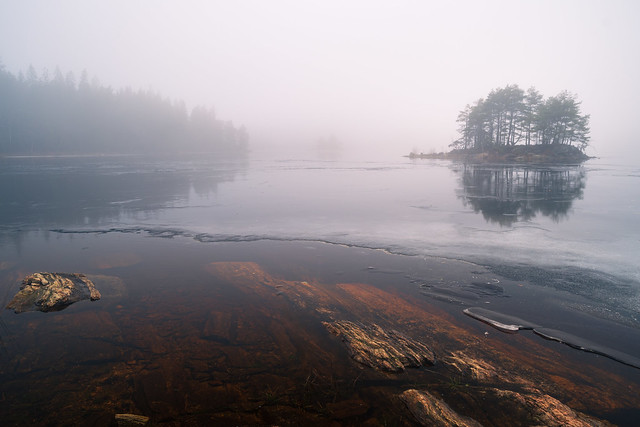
[463,307,640,369]
[463,307,539,333]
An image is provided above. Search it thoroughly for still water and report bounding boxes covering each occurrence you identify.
[1,153,639,425]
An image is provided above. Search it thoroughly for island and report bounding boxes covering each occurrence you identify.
[409,144,592,164]
[411,84,593,164]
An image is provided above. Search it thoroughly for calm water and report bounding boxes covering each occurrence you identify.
[3,154,639,273]
[1,152,640,425]
[2,153,638,302]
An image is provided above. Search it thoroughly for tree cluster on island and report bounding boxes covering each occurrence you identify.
[0,64,249,156]
[452,84,590,151]
[412,84,591,163]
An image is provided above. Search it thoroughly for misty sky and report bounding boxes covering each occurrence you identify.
[1,0,639,158]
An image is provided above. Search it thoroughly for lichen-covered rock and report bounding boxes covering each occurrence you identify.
[6,272,101,313]
[400,389,482,427]
[324,320,435,372]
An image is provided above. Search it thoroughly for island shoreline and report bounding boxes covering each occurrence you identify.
[408,145,593,164]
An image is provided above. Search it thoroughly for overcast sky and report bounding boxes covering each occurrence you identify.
[1,0,639,158]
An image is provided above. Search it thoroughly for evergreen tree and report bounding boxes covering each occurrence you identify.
[451,84,589,152]
[0,65,249,155]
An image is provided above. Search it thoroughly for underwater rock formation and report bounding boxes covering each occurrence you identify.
[401,387,612,427]
[482,388,613,427]
[400,389,482,427]
[324,320,436,372]
[6,272,101,313]
[203,261,636,425]
[114,413,150,426]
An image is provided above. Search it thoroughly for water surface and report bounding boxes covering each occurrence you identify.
[1,153,639,425]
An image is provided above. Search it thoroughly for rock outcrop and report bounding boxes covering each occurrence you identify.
[114,413,150,426]
[400,389,482,427]
[6,272,101,313]
[324,320,435,372]
[486,388,613,427]
[400,387,611,427]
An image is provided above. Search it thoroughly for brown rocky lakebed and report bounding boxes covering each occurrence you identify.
[0,237,639,426]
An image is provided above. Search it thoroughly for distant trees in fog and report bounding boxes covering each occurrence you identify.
[451,85,590,152]
[0,64,248,155]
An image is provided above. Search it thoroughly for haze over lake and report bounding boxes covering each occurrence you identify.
[2,1,640,424]
[2,1,640,160]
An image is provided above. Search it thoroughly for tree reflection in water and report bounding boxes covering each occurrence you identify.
[0,156,247,229]
[456,164,586,225]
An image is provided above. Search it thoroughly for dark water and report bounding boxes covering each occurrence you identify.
[1,153,639,425]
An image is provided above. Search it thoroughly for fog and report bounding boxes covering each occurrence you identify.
[1,0,639,159]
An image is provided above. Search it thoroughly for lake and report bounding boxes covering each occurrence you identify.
[1,152,639,425]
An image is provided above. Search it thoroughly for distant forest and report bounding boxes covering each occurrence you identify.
[0,64,249,155]
[451,84,590,152]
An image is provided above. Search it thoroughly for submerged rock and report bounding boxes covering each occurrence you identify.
[485,388,613,427]
[401,387,612,427]
[324,320,435,372]
[6,272,101,313]
[400,389,482,427]
[445,350,518,384]
[114,413,150,426]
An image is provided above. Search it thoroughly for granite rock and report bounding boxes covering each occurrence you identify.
[6,272,101,313]
[400,389,482,427]
[324,320,435,372]
[114,413,150,426]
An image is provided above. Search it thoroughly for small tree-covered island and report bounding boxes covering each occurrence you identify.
[412,84,592,163]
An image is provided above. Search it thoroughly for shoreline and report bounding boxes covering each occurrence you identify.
[408,145,592,164]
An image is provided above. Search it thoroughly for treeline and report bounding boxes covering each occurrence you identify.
[0,64,249,155]
[451,84,590,152]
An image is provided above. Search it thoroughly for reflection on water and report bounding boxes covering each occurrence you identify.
[0,155,247,239]
[456,164,586,225]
